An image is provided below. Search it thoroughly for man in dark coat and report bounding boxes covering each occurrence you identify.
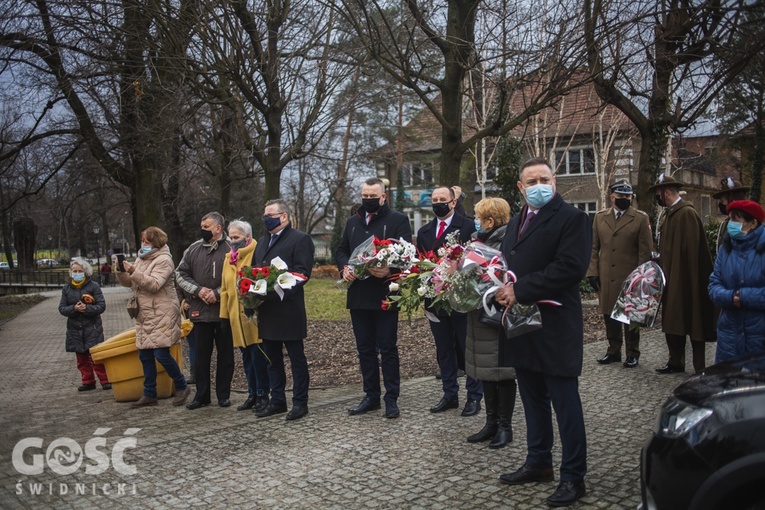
[495,158,592,507]
[416,185,481,416]
[651,174,717,374]
[252,199,314,421]
[176,211,234,410]
[337,177,412,419]
[587,181,653,368]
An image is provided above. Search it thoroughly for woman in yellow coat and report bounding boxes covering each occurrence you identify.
[220,220,270,412]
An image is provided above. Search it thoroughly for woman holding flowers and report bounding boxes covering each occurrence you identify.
[464,197,517,448]
[220,219,270,412]
[116,227,189,408]
[59,258,110,391]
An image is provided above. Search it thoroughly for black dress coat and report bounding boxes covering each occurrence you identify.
[252,223,314,341]
[499,194,593,378]
[59,278,106,353]
[336,203,412,310]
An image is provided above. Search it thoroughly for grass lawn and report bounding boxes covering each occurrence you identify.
[304,278,350,321]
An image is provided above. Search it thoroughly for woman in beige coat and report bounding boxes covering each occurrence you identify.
[116,226,190,408]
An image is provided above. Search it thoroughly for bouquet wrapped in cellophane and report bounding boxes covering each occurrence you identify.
[339,236,417,289]
[610,260,665,328]
[237,256,306,317]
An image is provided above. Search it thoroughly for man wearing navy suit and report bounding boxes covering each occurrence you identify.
[495,158,591,507]
[252,199,314,421]
[416,186,481,416]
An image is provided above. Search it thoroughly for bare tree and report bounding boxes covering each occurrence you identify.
[583,0,762,208]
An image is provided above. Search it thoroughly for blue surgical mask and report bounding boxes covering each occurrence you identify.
[139,245,153,254]
[727,220,747,239]
[72,273,85,282]
[524,184,554,209]
[474,219,486,234]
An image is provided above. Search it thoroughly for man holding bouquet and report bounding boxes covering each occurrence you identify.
[495,158,592,507]
[252,199,314,421]
[587,181,653,368]
[416,185,481,416]
[337,177,412,419]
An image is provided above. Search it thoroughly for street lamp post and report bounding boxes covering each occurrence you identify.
[93,224,100,265]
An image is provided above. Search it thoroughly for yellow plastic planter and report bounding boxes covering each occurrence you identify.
[90,320,193,402]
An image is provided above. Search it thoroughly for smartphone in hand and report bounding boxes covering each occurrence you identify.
[116,254,126,272]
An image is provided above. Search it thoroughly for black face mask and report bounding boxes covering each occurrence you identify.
[263,216,282,232]
[718,202,728,215]
[362,198,381,214]
[200,229,214,242]
[655,193,665,207]
[614,198,631,211]
[432,202,452,218]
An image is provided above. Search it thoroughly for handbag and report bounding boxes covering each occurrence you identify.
[126,293,139,319]
[479,301,542,339]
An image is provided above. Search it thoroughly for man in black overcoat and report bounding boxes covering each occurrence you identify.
[416,185,482,416]
[495,158,592,507]
[336,177,412,419]
[252,199,314,421]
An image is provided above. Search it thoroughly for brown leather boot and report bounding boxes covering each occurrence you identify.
[172,387,191,407]
[131,396,158,408]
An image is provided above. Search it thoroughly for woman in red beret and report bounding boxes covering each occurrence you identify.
[708,200,765,362]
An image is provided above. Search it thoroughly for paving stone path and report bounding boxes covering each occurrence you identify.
[0,287,710,508]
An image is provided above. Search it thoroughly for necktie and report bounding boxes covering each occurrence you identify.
[436,220,447,238]
[268,234,278,248]
[518,211,536,239]
[367,213,373,225]
[616,211,622,221]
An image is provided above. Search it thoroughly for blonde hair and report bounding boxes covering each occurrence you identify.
[474,198,511,226]
[141,226,168,248]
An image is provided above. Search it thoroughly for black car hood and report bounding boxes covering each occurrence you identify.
[673,353,765,406]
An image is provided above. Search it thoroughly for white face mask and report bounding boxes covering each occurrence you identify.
[524,183,554,208]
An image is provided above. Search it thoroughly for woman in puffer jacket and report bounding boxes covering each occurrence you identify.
[708,200,765,363]
[116,226,189,408]
[59,257,110,391]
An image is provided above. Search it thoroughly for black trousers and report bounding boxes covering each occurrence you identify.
[262,339,309,406]
[604,315,640,358]
[665,334,706,373]
[350,309,400,403]
[192,321,234,404]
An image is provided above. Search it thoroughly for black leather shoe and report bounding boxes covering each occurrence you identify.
[623,357,639,368]
[255,402,288,417]
[596,353,621,364]
[78,384,96,392]
[102,383,112,390]
[461,399,481,417]
[237,396,256,411]
[218,399,231,408]
[286,404,308,421]
[489,427,513,449]
[457,369,466,378]
[655,364,685,374]
[186,400,210,410]
[385,401,400,419]
[253,395,269,412]
[430,396,459,413]
[499,464,555,485]
[348,397,381,415]
[546,481,586,507]
[435,372,442,380]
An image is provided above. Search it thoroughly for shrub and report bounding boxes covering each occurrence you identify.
[312,265,340,279]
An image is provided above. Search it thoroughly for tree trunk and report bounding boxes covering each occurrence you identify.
[752,117,764,202]
[13,218,36,270]
[1,209,15,269]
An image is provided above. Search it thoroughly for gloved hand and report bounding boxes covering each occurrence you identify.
[588,276,600,292]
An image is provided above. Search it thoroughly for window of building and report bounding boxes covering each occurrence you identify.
[574,201,598,221]
[553,148,596,175]
[402,163,434,187]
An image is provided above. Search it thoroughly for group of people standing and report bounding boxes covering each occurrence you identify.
[59,156,764,508]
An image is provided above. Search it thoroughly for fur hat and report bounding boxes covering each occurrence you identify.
[727,200,765,224]
[712,177,750,199]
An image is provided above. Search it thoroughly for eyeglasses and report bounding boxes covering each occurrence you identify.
[264,212,285,218]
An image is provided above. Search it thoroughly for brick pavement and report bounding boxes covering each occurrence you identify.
[0,287,714,509]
